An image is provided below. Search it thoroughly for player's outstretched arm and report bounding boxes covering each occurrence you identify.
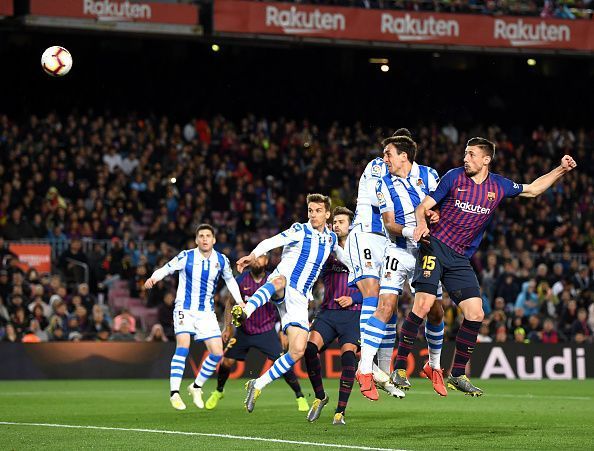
[520,155,577,198]
[144,251,186,288]
[413,196,437,242]
[237,224,305,272]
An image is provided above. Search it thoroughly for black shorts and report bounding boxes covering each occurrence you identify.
[310,309,360,350]
[224,328,283,361]
[412,236,480,304]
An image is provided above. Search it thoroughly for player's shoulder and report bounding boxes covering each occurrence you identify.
[175,249,191,260]
[489,172,512,184]
[367,157,386,177]
[213,250,229,265]
[419,164,440,179]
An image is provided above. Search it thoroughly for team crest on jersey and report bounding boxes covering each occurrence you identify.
[215,262,220,269]
[416,178,425,188]
[423,270,431,278]
[487,191,496,201]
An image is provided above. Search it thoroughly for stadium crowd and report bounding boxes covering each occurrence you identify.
[0,112,592,345]
[252,0,593,19]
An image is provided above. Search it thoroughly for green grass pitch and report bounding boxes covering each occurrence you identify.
[1,379,593,450]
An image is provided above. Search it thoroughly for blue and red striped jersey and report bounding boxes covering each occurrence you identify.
[320,254,362,311]
[430,167,523,257]
[236,271,278,335]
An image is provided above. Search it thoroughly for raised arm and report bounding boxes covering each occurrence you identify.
[144,251,186,289]
[519,155,577,198]
[237,224,304,272]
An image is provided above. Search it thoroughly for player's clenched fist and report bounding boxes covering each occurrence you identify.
[236,253,256,273]
[560,155,577,172]
[144,277,158,289]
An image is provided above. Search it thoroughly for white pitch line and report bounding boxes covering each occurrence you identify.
[0,421,404,451]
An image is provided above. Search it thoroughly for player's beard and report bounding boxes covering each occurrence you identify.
[464,164,479,177]
[251,265,265,278]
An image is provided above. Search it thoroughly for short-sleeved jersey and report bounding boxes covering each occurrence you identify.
[376,162,440,250]
[352,157,388,234]
[276,222,338,298]
[320,254,362,311]
[165,248,232,312]
[236,271,277,335]
[429,167,523,257]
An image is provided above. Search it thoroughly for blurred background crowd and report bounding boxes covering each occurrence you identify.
[0,112,592,344]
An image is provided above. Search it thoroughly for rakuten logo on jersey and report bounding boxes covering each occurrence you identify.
[494,18,571,47]
[265,5,346,34]
[83,0,152,21]
[455,199,491,215]
[380,13,460,41]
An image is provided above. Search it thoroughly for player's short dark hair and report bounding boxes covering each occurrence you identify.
[332,206,354,224]
[195,223,215,237]
[467,137,496,159]
[381,135,417,163]
[392,127,412,139]
[307,193,331,212]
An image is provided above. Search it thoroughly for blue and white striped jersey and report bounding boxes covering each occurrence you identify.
[164,248,235,312]
[376,162,440,249]
[258,222,338,298]
[352,157,388,234]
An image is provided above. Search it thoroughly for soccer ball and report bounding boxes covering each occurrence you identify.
[41,46,73,77]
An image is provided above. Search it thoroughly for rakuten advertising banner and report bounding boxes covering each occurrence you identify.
[30,0,199,25]
[214,0,594,52]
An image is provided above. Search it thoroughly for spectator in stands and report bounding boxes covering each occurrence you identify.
[1,208,34,240]
[2,323,18,342]
[559,299,578,336]
[477,324,493,343]
[495,262,521,308]
[26,318,49,342]
[514,327,529,343]
[145,323,168,342]
[109,319,136,341]
[57,238,89,285]
[538,318,560,343]
[113,308,136,333]
[515,279,540,317]
[570,308,592,341]
[76,283,96,311]
[86,304,111,341]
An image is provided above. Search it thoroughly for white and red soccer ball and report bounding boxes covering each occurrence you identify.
[41,46,73,77]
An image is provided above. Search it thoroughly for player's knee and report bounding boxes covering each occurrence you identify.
[290,341,307,361]
[221,357,235,368]
[465,309,484,322]
[271,275,286,290]
[305,341,319,359]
